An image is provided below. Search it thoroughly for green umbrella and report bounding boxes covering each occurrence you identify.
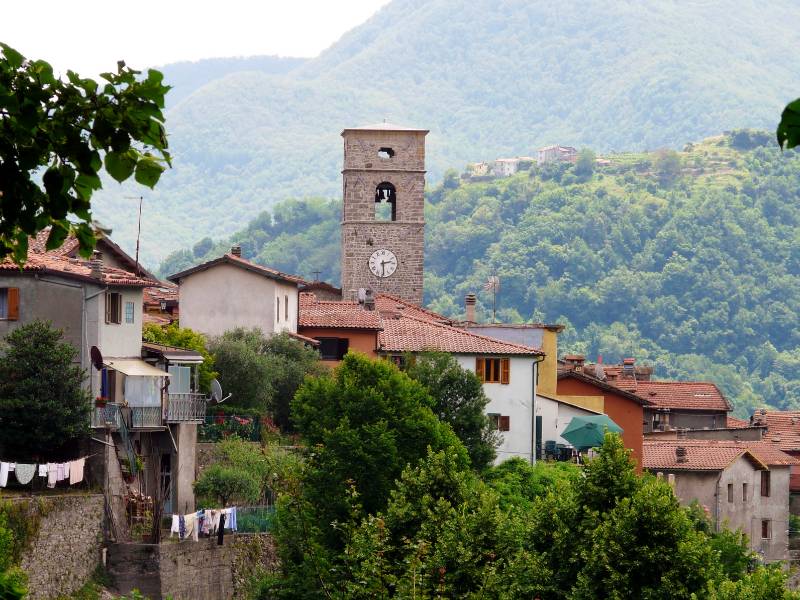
[561,415,623,450]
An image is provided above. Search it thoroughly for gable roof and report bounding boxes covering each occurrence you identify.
[377,312,541,356]
[643,439,797,471]
[299,293,383,330]
[612,380,731,412]
[0,251,156,288]
[727,415,751,429]
[168,253,305,286]
[537,391,603,415]
[374,293,452,324]
[557,370,650,406]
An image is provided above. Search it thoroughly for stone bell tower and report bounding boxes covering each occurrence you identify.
[340,122,428,304]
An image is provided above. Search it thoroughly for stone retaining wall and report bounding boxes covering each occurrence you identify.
[12,493,104,599]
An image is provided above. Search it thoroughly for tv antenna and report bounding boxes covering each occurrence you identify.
[483,275,500,323]
[312,270,321,282]
[124,195,144,276]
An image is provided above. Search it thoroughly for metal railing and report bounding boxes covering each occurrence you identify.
[92,404,122,429]
[131,406,162,428]
[166,393,207,422]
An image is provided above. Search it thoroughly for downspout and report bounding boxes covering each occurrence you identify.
[531,355,545,464]
[714,470,723,532]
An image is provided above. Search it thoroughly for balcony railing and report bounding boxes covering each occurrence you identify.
[92,403,122,429]
[166,393,207,423]
[131,406,162,428]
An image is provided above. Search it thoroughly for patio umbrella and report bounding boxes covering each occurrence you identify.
[561,415,623,450]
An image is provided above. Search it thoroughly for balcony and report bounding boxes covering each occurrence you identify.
[165,393,207,423]
[131,406,163,428]
[92,404,122,429]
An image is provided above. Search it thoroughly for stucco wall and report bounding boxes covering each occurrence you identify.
[655,460,792,562]
[456,356,536,463]
[14,494,105,600]
[644,408,727,432]
[178,264,298,338]
[97,286,144,358]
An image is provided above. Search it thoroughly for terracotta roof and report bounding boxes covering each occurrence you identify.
[0,251,156,287]
[374,293,452,324]
[758,411,800,452]
[287,331,321,347]
[727,415,751,429]
[299,293,382,330]
[143,284,178,307]
[613,380,730,412]
[378,312,541,355]
[643,439,797,471]
[143,313,173,326]
[168,254,305,286]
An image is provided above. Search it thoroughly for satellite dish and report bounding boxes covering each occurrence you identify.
[90,346,104,371]
[210,379,232,404]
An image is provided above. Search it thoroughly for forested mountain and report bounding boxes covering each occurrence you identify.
[159,132,800,416]
[91,0,800,264]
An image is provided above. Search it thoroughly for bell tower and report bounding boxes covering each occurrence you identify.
[340,123,428,304]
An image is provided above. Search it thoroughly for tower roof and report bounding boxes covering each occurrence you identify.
[341,122,429,135]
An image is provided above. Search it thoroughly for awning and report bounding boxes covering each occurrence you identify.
[103,358,170,377]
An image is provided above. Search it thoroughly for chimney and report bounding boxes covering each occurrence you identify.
[621,357,636,378]
[675,446,688,463]
[90,250,103,280]
[563,354,585,371]
[465,293,477,323]
[363,288,375,311]
[230,245,242,257]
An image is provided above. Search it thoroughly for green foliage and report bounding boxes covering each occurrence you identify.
[654,148,682,186]
[483,457,581,511]
[163,134,800,416]
[193,463,260,507]
[0,569,26,600]
[0,321,91,459]
[0,44,170,265]
[142,323,216,392]
[574,148,596,180]
[404,351,498,470]
[703,565,800,600]
[209,329,324,428]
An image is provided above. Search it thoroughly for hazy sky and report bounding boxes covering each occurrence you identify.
[1,0,391,77]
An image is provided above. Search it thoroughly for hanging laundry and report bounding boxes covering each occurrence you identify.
[217,512,226,545]
[0,462,10,487]
[38,464,47,477]
[14,464,35,485]
[56,463,68,482]
[178,515,186,539]
[170,515,180,538]
[210,509,221,535]
[69,458,85,485]
[47,463,57,488]
[201,509,212,536]
[228,506,237,531]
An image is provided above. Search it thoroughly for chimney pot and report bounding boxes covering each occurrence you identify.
[465,293,477,323]
[231,245,242,257]
[675,446,688,463]
[90,252,103,280]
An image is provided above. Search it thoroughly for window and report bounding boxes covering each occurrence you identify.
[761,519,772,539]
[488,413,510,432]
[105,292,122,324]
[285,295,289,321]
[727,483,733,503]
[0,288,19,320]
[125,301,135,324]
[377,147,395,159]
[476,358,510,384]
[168,365,192,394]
[761,471,771,497]
[375,182,397,221]
[742,483,748,502]
[317,337,349,360]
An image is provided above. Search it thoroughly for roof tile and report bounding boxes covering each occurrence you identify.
[613,380,730,412]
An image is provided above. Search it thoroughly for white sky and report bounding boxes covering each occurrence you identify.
[1,0,391,77]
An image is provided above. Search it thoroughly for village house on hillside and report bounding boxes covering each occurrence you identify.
[168,245,305,339]
[644,439,797,563]
[537,144,578,165]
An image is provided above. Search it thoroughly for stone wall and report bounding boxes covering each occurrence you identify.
[14,493,104,600]
[107,533,277,600]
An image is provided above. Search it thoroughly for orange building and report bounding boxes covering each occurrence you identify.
[556,370,649,470]
[298,293,382,363]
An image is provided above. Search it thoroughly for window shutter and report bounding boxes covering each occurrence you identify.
[499,415,510,431]
[475,358,485,382]
[105,293,111,323]
[337,338,350,360]
[6,288,19,321]
[500,358,510,384]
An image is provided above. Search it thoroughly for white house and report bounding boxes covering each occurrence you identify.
[168,246,305,338]
[536,393,600,457]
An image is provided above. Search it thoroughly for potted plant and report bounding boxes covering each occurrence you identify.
[95,396,108,408]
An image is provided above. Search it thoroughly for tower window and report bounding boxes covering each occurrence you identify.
[377,147,395,159]
[375,182,397,221]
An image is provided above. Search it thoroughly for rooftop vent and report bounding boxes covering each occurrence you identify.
[230,245,242,257]
[675,446,688,463]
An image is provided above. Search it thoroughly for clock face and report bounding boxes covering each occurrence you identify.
[368,249,398,278]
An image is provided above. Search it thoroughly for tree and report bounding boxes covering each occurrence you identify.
[0,44,171,264]
[143,322,216,392]
[705,565,800,600]
[404,351,498,470]
[209,329,323,426]
[654,148,682,186]
[574,148,596,179]
[483,457,581,511]
[0,321,91,459]
[777,99,800,150]
[193,463,260,507]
